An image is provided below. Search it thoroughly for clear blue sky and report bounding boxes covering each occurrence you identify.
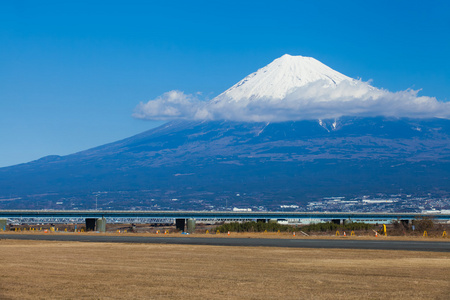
[1,1,449,167]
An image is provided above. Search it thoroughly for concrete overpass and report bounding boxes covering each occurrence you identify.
[1,210,449,232]
[1,210,450,220]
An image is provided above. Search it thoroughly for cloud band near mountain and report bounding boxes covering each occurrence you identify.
[133,81,450,122]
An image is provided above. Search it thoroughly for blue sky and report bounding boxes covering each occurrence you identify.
[1,1,449,167]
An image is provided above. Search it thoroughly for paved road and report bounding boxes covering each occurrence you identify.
[1,234,449,252]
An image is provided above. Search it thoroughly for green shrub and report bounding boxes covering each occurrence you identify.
[216,221,294,233]
[215,221,373,233]
[300,222,373,232]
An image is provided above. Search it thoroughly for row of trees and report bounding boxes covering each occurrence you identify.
[216,221,294,233]
[215,221,374,233]
[300,222,373,232]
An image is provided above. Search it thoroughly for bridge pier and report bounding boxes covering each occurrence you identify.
[175,218,196,233]
[0,218,6,231]
[96,217,107,232]
[85,218,107,232]
[186,218,196,233]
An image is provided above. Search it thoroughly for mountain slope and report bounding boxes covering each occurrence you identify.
[1,117,449,210]
[1,54,450,210]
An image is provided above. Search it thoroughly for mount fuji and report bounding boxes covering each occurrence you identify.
[214,54,354,101]
[135,54,449,122]
[1,55,450,210]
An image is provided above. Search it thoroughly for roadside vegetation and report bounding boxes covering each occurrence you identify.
[216,221,373,233]
[4,216,448,237]
[300,222,373,232]
[388,216,448,237]
[216,221,294,233]
[215,217,450,237]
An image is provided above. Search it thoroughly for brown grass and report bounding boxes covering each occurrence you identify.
[1,239,449,299]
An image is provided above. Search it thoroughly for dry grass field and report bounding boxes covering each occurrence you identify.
[1,239,449,300]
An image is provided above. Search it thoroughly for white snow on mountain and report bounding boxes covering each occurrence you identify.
[214,54,353,102]
[134,54,450,122]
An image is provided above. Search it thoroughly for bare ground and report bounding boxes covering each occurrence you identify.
[1,239,449,299]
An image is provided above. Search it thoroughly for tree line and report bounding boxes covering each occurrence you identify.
[216,221,373,233]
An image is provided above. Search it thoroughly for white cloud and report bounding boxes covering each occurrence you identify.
[133,81,450,122]
[133,90,203,120]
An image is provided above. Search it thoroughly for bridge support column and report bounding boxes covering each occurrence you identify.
[0,218,7,231]
[186,218,196,234]
[96,217,107,232]
[175,218,186,232]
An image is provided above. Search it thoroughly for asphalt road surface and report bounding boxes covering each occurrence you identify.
[1,234,450,252]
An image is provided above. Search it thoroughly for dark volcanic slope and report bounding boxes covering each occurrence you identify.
[1,117,450,208]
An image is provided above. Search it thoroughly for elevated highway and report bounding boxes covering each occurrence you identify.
[1,209,449,222]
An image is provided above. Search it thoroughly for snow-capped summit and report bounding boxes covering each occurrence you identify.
[214,54,353,102]
[135,54,449,122]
